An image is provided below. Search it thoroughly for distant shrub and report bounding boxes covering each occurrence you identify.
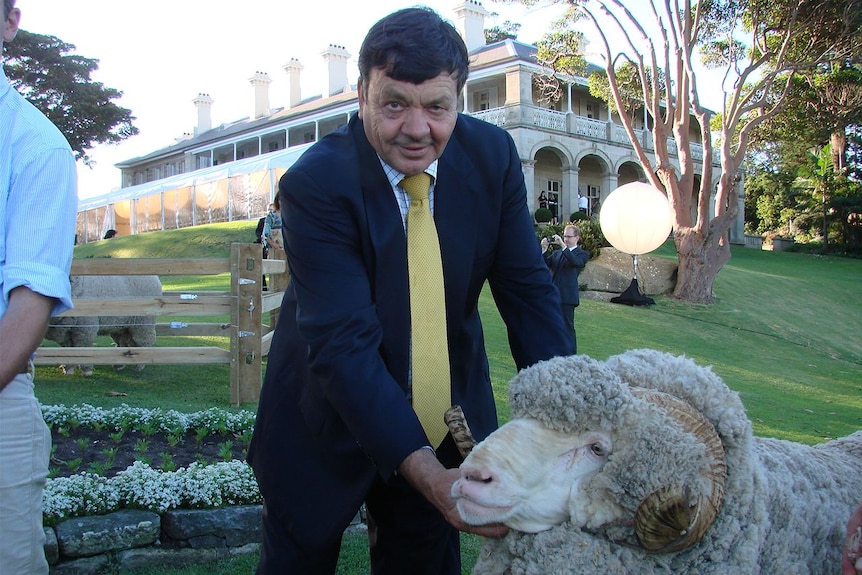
[534,207,553,223]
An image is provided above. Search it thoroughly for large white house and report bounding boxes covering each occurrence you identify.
[75,0,741,244]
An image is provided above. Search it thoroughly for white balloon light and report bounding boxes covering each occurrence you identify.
[599,182,672,255]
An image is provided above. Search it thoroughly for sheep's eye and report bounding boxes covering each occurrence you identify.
[590,443,607,457]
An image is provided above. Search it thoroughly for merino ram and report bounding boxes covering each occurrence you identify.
[451,349,862,574]
[44,275,162,376]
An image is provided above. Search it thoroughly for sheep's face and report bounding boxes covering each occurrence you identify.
[451,418,611,533]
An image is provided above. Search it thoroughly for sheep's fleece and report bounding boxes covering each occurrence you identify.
[44,275,162,376]
[470,349,862,575]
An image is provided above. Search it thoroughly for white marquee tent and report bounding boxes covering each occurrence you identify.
[76,142,315,243]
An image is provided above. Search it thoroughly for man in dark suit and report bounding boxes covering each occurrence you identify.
[247,7,573,574]
[542,224,590,354]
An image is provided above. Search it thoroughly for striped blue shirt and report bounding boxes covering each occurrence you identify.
[1,67,77,318]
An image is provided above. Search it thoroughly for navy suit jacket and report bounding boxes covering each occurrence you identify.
[248,113,572,548]
[545,246,590,306]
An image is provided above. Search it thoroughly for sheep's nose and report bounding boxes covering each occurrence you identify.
[464,470,494,484]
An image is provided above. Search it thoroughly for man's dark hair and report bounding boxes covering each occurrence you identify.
[358,7,469,93]
[3,0,14,20]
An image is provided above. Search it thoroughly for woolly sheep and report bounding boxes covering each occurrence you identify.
[451,349,862,574]
[44,275,162,376]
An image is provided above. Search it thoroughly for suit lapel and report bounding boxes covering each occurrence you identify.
[435,121,478,288]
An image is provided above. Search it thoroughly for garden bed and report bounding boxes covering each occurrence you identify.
[42,404,261,524]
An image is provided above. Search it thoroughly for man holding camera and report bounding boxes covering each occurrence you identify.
[541,224,589,353]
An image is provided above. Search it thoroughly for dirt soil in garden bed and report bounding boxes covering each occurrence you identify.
[50,428,250,478]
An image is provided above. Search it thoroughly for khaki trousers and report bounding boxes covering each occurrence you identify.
[0,374,50,575]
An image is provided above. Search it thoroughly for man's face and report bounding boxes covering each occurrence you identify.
[357,67,458,177]
[2,2,20,47]
[563,229,579,248]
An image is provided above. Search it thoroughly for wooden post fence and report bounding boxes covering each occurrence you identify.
[34,243,288,406]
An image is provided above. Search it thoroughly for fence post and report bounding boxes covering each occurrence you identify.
[230,243,263,406]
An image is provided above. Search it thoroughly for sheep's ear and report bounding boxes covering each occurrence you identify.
[630,389,727,554]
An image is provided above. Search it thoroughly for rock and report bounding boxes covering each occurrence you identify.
[44,526,59,565]
[161,505,262,548]
[581,247,677,296]
[48,553,111,575]
[55,510,160,558]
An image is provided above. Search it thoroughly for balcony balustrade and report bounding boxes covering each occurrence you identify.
[469,104,705,163]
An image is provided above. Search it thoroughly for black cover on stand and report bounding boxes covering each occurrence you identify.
[610,278,655,306]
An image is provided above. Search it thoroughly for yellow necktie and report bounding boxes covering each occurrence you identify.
[402,173,451,448]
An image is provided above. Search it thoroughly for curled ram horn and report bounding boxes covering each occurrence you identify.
[631,389,727,553]
[445,405,478,458]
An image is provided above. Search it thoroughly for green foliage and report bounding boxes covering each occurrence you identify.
[534,207,553,222]
[536,29,588,76]
[586,62,663,121]
[534,29,588,103]
[2,30,138,166]
[748,65,862,173]
[484,20,521,44]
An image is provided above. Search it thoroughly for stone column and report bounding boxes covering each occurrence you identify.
[563,167,579,221]
[603,172,619,201]
[521,160,536,208]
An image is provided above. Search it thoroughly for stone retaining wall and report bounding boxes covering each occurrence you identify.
[46,505,367,574]
[46,506,263,574]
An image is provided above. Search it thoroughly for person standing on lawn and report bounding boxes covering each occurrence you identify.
[541,224,589,354]
[0,0,77,572]
[247,6,572,574]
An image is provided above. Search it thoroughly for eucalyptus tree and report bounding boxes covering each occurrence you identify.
[519,0,862,303]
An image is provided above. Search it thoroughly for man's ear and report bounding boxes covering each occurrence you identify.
[2,6,21,43]
[356,78,365,119]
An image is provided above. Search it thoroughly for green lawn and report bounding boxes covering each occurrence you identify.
[40,223,862,573]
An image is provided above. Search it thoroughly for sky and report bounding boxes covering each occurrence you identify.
[13,0,724,201]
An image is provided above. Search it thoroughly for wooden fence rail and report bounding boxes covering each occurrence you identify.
[33,243,288,406]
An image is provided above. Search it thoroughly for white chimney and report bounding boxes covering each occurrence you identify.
[321,44,351,97]
[453,0,489,52]
[249,71,272,119]
[283,58,303,108]
[192,93,213,136]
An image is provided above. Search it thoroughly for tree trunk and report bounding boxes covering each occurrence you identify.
[672,227,731,304]
[830,129,846,174]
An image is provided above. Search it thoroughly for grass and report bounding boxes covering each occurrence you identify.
[40,222,862,573]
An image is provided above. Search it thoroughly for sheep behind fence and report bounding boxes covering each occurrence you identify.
[44,275,162,376]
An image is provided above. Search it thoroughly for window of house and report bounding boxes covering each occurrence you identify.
[587,185,600,215]
[476,90,490,111]
[546,180,561,221]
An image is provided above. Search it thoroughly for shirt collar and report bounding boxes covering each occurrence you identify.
[379,158,439,190]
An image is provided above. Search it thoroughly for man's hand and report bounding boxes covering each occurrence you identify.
[0,287,54,390]
[398,447,509,538]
